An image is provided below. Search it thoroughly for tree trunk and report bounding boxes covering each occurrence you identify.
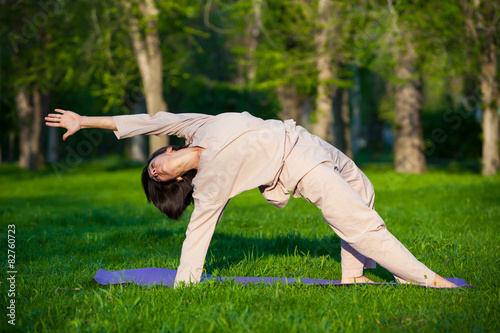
[32,86,43,166]
[47,127,59,164]
[249,0,263,83]
[350,66,363,157]
[15,85,43,171]
[235,0,262,86]
[277,84,303,123]
[394,45,427,173]
[131,101,147,162]
[8,131,15,161]
[480,34,499,175]
[124,0,168,155]
[311,0,334,142]
[301,95,313,130]
[45,87,59,164]
[340,88,353,158]
[363,69,385,156]
[332,88,343,149]
[16,87,32,169]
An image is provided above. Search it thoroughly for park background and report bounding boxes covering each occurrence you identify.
[1,0,499,332]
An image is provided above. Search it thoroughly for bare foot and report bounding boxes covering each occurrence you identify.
[340,276,374,284]
[430,274,457,288]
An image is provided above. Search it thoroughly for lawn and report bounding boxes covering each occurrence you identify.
[0,160,499,332]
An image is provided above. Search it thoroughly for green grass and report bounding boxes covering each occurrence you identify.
[0,161,499,332]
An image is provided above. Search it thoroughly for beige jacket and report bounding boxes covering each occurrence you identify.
[113,111,352,284]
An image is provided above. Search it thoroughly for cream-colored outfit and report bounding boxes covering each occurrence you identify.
[113,111,435,286]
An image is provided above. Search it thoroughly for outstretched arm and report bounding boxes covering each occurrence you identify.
[47,108,213,142]
[45,109,117,141]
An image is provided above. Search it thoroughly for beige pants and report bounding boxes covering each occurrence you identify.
[297,162,436,285]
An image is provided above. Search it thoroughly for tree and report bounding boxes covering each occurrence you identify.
[88,0,204,158]
[386,0,426,173]
[14,86,43,171]
[465,0,499,175]
[393,42,426,173]
[226,0,263,86]
[246,0,317,127]
[122,0,168,155]
[276,84,304,124]
[2,0,76,170]
[311,0,335,141]
[306,0,356,154]
[354,1,472,171]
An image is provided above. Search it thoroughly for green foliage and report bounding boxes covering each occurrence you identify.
[1,0,498,167]
[168,74,280,120]
[423,108,482,160]
[249,0,319,92]
[0,162,499,331]
[1,1,95,91]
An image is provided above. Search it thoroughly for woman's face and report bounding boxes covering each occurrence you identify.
[148,147,182,182]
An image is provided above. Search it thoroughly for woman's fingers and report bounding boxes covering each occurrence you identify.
[45,109,79,141]
[45,115,61,128]
[47,113,62,117]
[62,130,71,141]
[45,115,61,122]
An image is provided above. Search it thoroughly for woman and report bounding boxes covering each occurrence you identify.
[45,109,457,288]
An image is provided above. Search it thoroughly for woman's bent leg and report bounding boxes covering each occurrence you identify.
[341,240,375,278]
[297,162,436,286]
[339,159,378,276]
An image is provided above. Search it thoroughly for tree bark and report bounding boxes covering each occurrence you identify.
[32,86,44,166]
[236,0,262,86]
[480,34,499,175]
[131,101,147,162]
[47,127,59,164]
[362,68,385,156]
[340,88,353,158]
[16,87,31,169]
[301,95,313,130]
[15,85,43,171]
[124,0,168,155]
[8,131,15,161]
[311,0,335,142]
[277,84,303,123]
[351,66,363,157]
[465,0,500,175]
[394,44,427,173]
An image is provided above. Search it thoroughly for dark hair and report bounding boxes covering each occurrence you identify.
[141,145,197,220]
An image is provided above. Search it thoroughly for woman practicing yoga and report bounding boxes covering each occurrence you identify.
[46,108,457,288]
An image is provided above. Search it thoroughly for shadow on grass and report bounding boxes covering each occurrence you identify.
[143,227,394,282]
[0,158,145,179]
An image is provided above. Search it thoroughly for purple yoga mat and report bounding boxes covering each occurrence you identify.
[93,268,472,288]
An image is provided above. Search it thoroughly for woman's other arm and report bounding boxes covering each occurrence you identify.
[174,200,228,287]
[45,109,116,141]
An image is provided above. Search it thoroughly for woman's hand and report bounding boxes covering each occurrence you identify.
[45,109,82,141]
